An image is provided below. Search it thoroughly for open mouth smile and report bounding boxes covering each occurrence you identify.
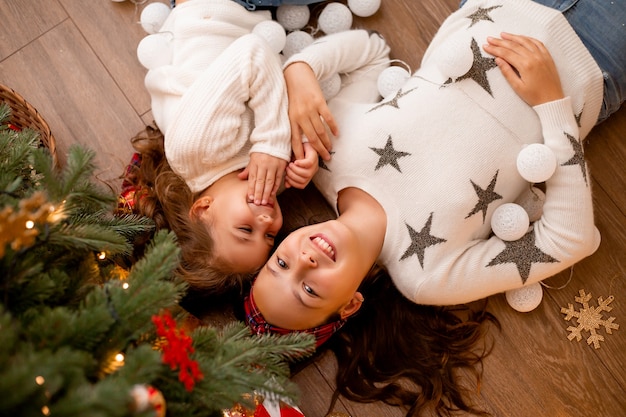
[310,234,336,261]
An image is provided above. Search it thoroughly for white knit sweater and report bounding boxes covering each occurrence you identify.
[285,0,604,305]
[144,0,291,194]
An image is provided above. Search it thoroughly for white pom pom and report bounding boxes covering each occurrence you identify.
[434,37,474,79]
[516,143,557,183]
[276,5,311,31]
[514,186,545,222]
[347,0,381,17]
[377,66,410,98]
[506,282,543,312]
[320,73,342,100]
[318,3,353,35]
[137,33,172,70]
[140,2,171,34]
[491,203,530,241]
[253,21,287,54]
[283,30,314,59]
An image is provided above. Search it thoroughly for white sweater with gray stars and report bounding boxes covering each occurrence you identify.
[285,0,604,305]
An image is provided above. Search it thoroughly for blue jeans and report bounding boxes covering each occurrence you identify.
[460,0,626,123]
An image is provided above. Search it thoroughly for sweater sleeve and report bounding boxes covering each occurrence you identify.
[283,29,391,98]
[413,97,599,305]
[165,33,291,188]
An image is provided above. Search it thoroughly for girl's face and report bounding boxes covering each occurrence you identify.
[196,178,283,274]
[251,220,366,331]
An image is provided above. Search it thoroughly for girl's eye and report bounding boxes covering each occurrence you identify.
[265,233,276,240]
[277,257,287,269]
[239,227,252,233]
[303,283,317,297]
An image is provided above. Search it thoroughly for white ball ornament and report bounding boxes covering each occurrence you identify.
[516,143,557,183]
[491,203,530,241]
[253,21,287,54]
[318,3,353,35]
[320,73,342,100]
[347,0,381,17]
[377,66,410,98]
[514,186,546,222]
[276,5,311,31]
[434,37,474,79]
[282,30,314,59]
[505,282,543,312]
[137,33,173,70]
[140,2,171,34]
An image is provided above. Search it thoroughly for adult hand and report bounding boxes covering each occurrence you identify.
[484,33,564,106]
[285,142,319,189]
[284,62,338,161]
[238,153,287,206]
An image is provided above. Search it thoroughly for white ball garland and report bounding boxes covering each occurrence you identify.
[514,186,545,222]
[282,30,314,59]
[318,3,353,34]
[137,33,173,70]
[491,203,530,241]
[253,21,287,54]
[140,2,171,34]
[505,282,543,312]
[434,37,474,79]
[320,73,342,100]
[276,5,311,31]
[377,66,410,98]
[516,143,557,183]
[347,0,381,17]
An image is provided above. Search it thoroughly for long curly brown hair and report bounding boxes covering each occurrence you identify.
[325,264,499,417]
[125,124,253,296]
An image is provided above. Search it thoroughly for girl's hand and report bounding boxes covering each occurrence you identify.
[284,142,319,189]
[239,153,287,206]
[284,62,338,162]
[483,33,564,106]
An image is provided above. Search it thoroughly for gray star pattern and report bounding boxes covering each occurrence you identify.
[370,136,411,173]
[487,231,559,284]
[400,212,447,267]
[445,38,498,96]
[367,87,417,113]
[465,170,502,223]
[466,5,502,27]
[561,132,588,185]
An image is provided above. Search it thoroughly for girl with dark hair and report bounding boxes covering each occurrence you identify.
[242,0,625,414]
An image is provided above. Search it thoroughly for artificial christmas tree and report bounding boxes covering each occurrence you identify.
[0,102,314,417]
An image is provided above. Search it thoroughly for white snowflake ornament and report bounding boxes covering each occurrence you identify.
[137,33,173,70]
[561,289,619,349]
[377,66,410,98]
[253,21,287,54]
[517,143,557,183]
[282,30,314,59]
[506,282,543,312]
[318,2,353,34]
[347,0,381,17]
[320,73,342,100]
[276,5,311,31]
[140,2,171,34]
[515,186,545,222]
[491,203,530,241]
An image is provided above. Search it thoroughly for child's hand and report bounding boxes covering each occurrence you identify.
[483,33,564,106]
[238,153,287,205]
[284,62,338,162]
[284,142,319,189]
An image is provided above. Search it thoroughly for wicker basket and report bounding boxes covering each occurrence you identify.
[0,83,58,168]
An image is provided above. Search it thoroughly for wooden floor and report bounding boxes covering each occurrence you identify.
[1,0,624,416]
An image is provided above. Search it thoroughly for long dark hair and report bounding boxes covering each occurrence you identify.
[326,264,499,417]
[124,125,252,296]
